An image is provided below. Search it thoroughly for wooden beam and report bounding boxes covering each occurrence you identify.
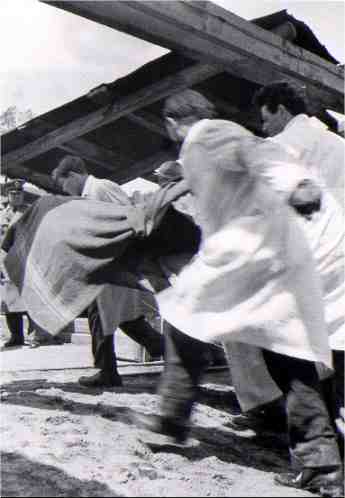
[13,117,129,174]
[3,165,58,193]
[2,62,221,170]
[127,110,168,137]
[113,149,175,184]
[58,138,127,173]
[44,1,343,112]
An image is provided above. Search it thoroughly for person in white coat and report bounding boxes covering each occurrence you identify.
[228,82,345,431]
[132,90,343,497]
[254,81,344,210]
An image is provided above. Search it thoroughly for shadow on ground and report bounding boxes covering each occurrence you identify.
[1,451,122,497]
[1,377,290,475]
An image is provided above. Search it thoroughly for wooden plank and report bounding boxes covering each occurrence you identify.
[2,62,221,169]
[58,138,127,173]
[3,164,57,193]
[112,149,175,184]
[44,0,343,110]
[127,110,168,137]
[3,118,128,175]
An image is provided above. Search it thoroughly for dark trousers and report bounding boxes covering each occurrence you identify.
[158,323,213,422]
[262,349,341,469]
[5,312,24,341]
[87,301,165,374]
[88,301,117,373]
[158,325,341,470]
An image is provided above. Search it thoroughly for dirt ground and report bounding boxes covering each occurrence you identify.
[0,362,319,498]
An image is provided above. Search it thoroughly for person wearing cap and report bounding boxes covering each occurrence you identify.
[132,89,343,498]
[0,180,30,348]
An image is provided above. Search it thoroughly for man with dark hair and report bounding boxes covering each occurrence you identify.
[253,81,344,209]
[248,79,345,438]
[132,89,343,498]
[52,156,164,388]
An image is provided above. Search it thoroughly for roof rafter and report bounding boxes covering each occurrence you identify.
[2,62,221,172]
[44,0,343,113]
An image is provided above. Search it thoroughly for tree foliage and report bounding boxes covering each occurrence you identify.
[0,106,34,135]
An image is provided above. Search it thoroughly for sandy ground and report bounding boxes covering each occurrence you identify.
[0,348,320,498]
[0,319,318,498]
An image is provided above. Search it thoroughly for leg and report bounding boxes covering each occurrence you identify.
[132,323,212,443]
[119,315,164,359]
[78,301,122,388]
[333,350,345,454]
[262,350,343,496]
[3,312,24,347]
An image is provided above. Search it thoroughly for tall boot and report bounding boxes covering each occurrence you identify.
[3,313,25,347]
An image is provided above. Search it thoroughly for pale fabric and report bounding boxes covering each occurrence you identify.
[82,175,154,335]
[0,208,26,312]
[248,139,345,351]
[224,134,344,412]
[272,114,345,210]
[157,119,332,368]
[224,342,282,412]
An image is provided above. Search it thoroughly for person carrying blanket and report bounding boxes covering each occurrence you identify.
[131,90,343,498]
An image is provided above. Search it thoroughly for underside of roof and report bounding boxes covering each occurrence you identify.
[2,2,343,194]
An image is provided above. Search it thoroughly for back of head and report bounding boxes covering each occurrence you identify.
[163,89,218,121]
[52,155,87,183]
[253,81,307,116]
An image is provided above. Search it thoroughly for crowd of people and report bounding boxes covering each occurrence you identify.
[1,81,344,497]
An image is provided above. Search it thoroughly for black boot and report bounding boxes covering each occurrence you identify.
[131,411,191,447]
[275,466,344,497]
[3,313,25,347]
[78,370,123,388]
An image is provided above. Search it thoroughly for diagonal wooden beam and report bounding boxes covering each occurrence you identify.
[2,62,221,171]
[127,110,168,137]
[112,149,175,184]
[44,0,343,113]
[58,139,127,173]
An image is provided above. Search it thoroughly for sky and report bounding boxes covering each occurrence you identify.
[0,0,344,117]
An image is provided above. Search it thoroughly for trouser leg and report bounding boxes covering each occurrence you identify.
[119,315,164,358]
[262,349,341,469]
[5,312,24,342]
[88,300,117,374]
[158,323,211,423]
[333,350,344,418]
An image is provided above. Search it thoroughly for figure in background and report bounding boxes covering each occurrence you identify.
[132,89,343,498]
[52,156,164,388]
[227,82,344,438]
[0,180,31,348]
[254,80,344,210]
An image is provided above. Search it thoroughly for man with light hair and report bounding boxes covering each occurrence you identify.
[132,89,343,498]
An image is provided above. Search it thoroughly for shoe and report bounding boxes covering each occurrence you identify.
[131,412,191,447]
[29,341,41,349]
[2,337,25,348]
[275,466,344,497]
[230,411,287,433]
[78,371,123,388]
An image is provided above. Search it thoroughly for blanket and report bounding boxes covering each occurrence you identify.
[3,180,189,334]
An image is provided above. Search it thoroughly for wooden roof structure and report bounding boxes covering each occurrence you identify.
[1,1,343,194]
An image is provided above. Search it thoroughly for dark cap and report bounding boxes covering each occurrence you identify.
[5,179,25,194]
